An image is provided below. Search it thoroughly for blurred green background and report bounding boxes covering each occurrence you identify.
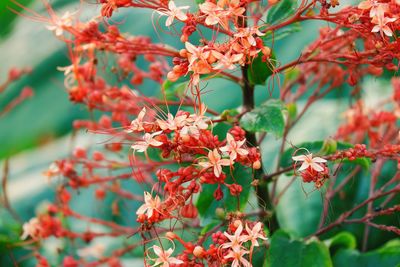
[0,0,399,266]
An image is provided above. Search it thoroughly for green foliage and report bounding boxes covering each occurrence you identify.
[266,230,333,267]
[196,163,253,223]
[247,52,276,85]
[162,77,189,100]
[332,239,400,267]
[266,0,298,24]
[0,0,34,38]
[263,22,302,42]
[324,232,357,255]
[240,99,286,138]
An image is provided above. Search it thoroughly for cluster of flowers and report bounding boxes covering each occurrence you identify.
[145,219,267,267]
[129,105,261,224]
[292,153,329,188]
[160,0,271,85]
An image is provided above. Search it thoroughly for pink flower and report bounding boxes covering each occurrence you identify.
[185,42,210,65]
[220,133,248,161]
[127,107,147,133]
[199,149,231,177]
[358,1,387,18]
[157,1,189,27]
[199,2,226,26]
[234,27,265,47]
[243,222,267,247]
[131,131,163,153]
[292,153,327,172]
[180,104,210,136]
[150,245,183,266]
[212,51,243,70]
[224,247,251,267]
[157,113,188,131]
[221,222,247,250]
[136,192,161,218]
[46,11,75,37]
[371,8,396,37]
[21,218,41,240]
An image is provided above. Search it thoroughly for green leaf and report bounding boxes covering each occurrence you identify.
[324,232,357,255]
[0,0,34,38]
[162,78,189,100]
[268,230,333,267]
[332,239,400,267]
[240,99,285,138]
[263,22,301,42]
[247,52,276,85]
[196,164,253,223]
[266,0,298,24]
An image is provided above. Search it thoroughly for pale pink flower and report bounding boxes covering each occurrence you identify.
[131,131,163,153]
[292,153,327,172]
[150,245,183,267]
[243,222,267,247]
[136,192,161,218]
[221,222,247,250]
[199,149,231,177]
[127,107,147,133]
[185,42,210,65]
[199,2,226,26]
[227,0,245,17]
[212,51,243,70]
[77,243,105,259]
[358,1,387,17]
[371,9,397,37]
[234,27,265,47]
[157,113,188,131]
[46,11,75,37]
[180,104,210,136]
[220,133,248,161]
[21,218,41,240]
[157,1,189,27]
[224,248,251,267]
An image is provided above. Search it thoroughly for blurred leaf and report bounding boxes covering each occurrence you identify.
[162,77,189,101]
[0,0,34,38]
[0,52,86,159]
[240,99,285,137]
[324,232,357,255]
[263,22,301,42]
[266,0,298,24]
[332,239,400,267]
[196,163,253,224]
[267,230,333,267]
[247,52,276,85]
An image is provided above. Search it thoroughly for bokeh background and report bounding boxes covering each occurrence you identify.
[0,0,399,266]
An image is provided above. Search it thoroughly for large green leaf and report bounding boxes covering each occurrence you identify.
[240,99,285,137]
[196,163,253,223]
[247,52,276,85]
[266,0,298,24]
[267,230,333,267]
[324,232,357,255]
[332,239,400,267]
[263,22,302,42]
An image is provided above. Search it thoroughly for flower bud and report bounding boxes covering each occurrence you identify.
[253,160,261,169]
[165,231,177,240]
[193,246,205,258]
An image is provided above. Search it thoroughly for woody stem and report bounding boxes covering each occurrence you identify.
[239,14,279,232]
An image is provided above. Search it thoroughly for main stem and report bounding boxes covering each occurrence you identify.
[240,21,278,230]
